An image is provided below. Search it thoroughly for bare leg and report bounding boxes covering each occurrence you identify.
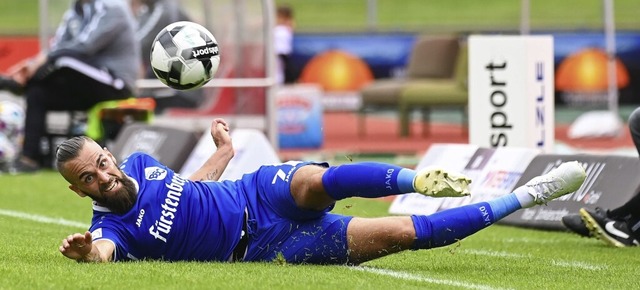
[289,165,334,211]
[346,216,415,264]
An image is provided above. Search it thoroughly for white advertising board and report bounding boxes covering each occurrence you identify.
[468,35,554,152]
[389,144,479,215]
[389,143,538,216]
[179,129,281,181]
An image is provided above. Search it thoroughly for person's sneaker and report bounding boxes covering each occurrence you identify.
[413,167,471,197]
[562,213,592,238]
[524,161,586,206]
[0,76,24,95]
[562,207,610,238]
[579,207,639,247]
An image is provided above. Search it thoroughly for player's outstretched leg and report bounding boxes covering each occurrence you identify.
[518,161,587,207]
[320,162,472,200]
[413,167,471,197]
[412,161,586,249]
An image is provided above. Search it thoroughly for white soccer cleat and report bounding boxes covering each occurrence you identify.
[413,167,472,198]
[525,161,586,206]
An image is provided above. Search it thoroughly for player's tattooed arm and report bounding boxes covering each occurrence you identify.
[189,119,234,182]
[79,246,109,263]
[190,146,232,181]
[200,169,219,181]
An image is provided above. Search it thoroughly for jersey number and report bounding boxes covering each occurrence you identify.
[272,169,286,184]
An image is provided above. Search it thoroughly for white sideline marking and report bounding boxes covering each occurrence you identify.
[498,237,554,244]
[352,266,511,290]
[0,208,89,229]
[462,249,526,258]
[462,249,607,271]
[551,260,607,271]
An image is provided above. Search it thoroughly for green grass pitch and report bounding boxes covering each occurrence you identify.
[1,0,640,288]
[1,171,638,289]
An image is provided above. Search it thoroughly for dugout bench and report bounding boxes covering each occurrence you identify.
[42,98,156,168]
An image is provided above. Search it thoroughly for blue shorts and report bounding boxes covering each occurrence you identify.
[239,161,354,264]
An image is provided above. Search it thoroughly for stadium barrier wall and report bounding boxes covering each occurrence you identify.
[179,128,280,181]
[0,37,40,73]
[110,123,280,181]
[389,143,640,231]
[502,154,640,230]
[110,123,199,172]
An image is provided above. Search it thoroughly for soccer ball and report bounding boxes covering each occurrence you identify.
[0,101,24,165]
[0,101,25,141]
[0,133,17,165]
[150,21,220,90]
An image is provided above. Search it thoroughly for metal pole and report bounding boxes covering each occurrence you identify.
[603,0,618,115]
[234,0,246,79]
[202,0,213,33]
[367,0,377,31]
[262,0,279,149]
[38,0,49,53]
[520,0,530,35]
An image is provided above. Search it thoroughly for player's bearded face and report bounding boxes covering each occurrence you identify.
[85,167,137,215]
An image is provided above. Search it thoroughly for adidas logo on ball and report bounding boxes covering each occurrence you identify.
[192,46,219,58]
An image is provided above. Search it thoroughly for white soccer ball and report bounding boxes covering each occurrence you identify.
[0,133,17,164]
[0,101,25,142]
[150,21,220,90]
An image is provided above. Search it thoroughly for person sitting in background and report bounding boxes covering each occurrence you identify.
[0,0,139,173]
[562,106,640,247]
[130,0,204,113]
[274,4,295,84]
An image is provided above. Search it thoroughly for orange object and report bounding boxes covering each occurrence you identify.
[556,48,629,92]
[299,50,373,92]
[86,98,156,140]
[112,97,156,111]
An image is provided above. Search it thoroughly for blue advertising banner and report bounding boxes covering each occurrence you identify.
[290,32,640,103]
[291,33,416,79]
[276,84,324,149]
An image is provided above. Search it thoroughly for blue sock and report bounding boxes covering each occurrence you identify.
[412,201,498,249]
[321,162,416,200]
[486,193,522,220]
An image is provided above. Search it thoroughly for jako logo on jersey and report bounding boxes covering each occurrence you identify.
[136,209,146,228]
[145,167,167,180]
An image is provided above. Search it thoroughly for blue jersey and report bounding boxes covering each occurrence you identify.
[89,153,353,264]
[89,152,246,262]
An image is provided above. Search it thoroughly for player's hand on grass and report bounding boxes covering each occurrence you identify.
[59,231,93,261]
